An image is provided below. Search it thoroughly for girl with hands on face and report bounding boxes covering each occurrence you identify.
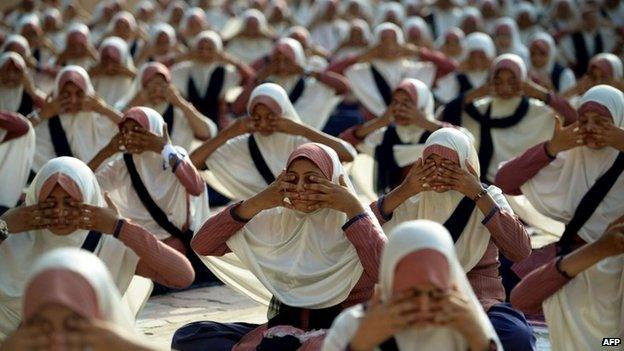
[340,78,445,195]
[0,157,196,340]
[0,248,161,351]
[222,9,275,65]
[90,37,136,106]
[120,62,216,152]
[55,24,98,69]
[0,52,44,116]
[191,83,355,201]
[323,220,501,351]
[371,128,536,351]
[561,53,623,99]
[177,143,385,350]
[510,215,624,351]
[32,65,123,171]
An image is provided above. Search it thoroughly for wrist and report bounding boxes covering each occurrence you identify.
[545,140,560,156]
[344,199,365,219]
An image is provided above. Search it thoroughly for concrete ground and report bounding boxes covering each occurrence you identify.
[137,284,551,350]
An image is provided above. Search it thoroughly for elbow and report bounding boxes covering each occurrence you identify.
[493,170,518,195]
[339,148,355,163]
[509,288,539,315]
[188,179,206,197]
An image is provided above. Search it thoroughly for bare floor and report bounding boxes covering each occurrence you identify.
[137,285,551,350]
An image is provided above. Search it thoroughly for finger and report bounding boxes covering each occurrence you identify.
[104,192,118,212]
[339,174,347,187]
[298,193,329,201]
[553,115,563,131]
[308,175,333,186]
[465,160,478,177]
[278,181,297,192]
[303,182,331,193]
[37,200,57,209]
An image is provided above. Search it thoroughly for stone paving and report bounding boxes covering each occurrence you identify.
[137,284,551,350]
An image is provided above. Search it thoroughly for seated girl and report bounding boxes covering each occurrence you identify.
[190,83,355,201]
[370,128,535,351]
[0,156,194,339]
[322,220,501,351]
[0,248,161,351]
[173,142,386,350]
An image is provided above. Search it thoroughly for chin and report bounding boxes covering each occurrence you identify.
[433,188,448,193]
[291,199,318,213]
[585,142,604,150]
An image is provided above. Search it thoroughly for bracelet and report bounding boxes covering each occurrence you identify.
[113,219,124,238]
[472,188,488,202]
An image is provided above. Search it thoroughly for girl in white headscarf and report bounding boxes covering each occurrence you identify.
[370,128,535,350]
[90,37,136,106]
[496,85,624,288]
[0,111,35,213]
[332,19,372,62]
[266,0,294,35]
[89,106,207,254]
[121,62,216,152]
[492,17,529,64]
[434,32,496,104]
[340,79,446,195]
[440,53,576,182]
[375,2,406,26]
[135,23,179,67]
[457,7,485,36]
[0,248,162,350]
[422,0,463,39]
[528,32,576,93]
[171,30,253,131]
[222,9,275,65]
[55,23,97,69]
[435,27,466,64]
[41,8,65,51]
[307,0,349,53]
[178,7,209,47]
[0,52,44,116]
[32,65,122,169]
[0,156,195,340]
[344,23,437,119]
[562,53,623,102]
[101,11,144,58]
[190,83,355,201]
[404,16,435,48]
[515,2,540,45]
[175,142,386,351]
[233,37,347,130]
[323,220,502,351]
[14,14,56,65]
[510,219,624,351]
[480,0,501,33]
[544,0,579,36]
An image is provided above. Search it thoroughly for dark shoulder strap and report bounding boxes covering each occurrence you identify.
[187,66,226,126]
[550,63,565,92]
[17,91,33,116]
[370,65,394,106]
[417,130,433,144]
[424,13,437,38]
[571,32,590,76]
[379,337,400,351]
[123,153,192,242]
[374,125,404,195]
[456,73,473,94]
[247,134,276,185]
[48,115,74,157]
[80,231,103,252]
[162,104,175,135]
[443,196,477,242]
[558,152,624,254]
[288,77,306,104]
[594,32,604,55]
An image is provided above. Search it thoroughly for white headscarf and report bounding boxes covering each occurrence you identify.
[322,220,501,351]
[92,36,135,106]
[267,37,341,130]
[0,112,35,209]
[521,85,624,244]
[591,53,624,79]
[528,32,557,74]
[25,248,137,332]
[434,32,495,104]
[0,52,27,113]
[204,83,309,200]
[404,16,434,45]
[0,157,139,339]
[383,128,512,272]
[345,23,436,117]
[226,143,364,308]
[61,23,94,68]
[223,9,274,64]
[34,66,117,169]
[492,17,529,64]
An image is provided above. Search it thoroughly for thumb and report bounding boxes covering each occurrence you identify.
[554,115,563,131]
[104,192,118,213]
[339,174,347,187]
[465,159,478,177]
[370,285,382,306]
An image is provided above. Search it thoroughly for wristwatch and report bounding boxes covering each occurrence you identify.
[0,219,8,241]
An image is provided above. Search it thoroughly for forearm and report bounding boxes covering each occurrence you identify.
[510,258,572,314]
[97,104,123,124]
[191,202,249,256]
[380,183,413,216]
[547,94,578,125]
[88,143,118,171]
[343,212,387,281]
[231,79,256,115]
[189,128,236,168]
[171,157,205,196]
[0,113,30,143]
[494,142,554,195]
[354,118,388,139]
[118,220,195,288]
[313,70,349,95]
[179,102,214,140]
[484,208,532,261]
[299,125,356,162]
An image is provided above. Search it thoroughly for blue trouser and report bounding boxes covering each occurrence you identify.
[489,303,537,351]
